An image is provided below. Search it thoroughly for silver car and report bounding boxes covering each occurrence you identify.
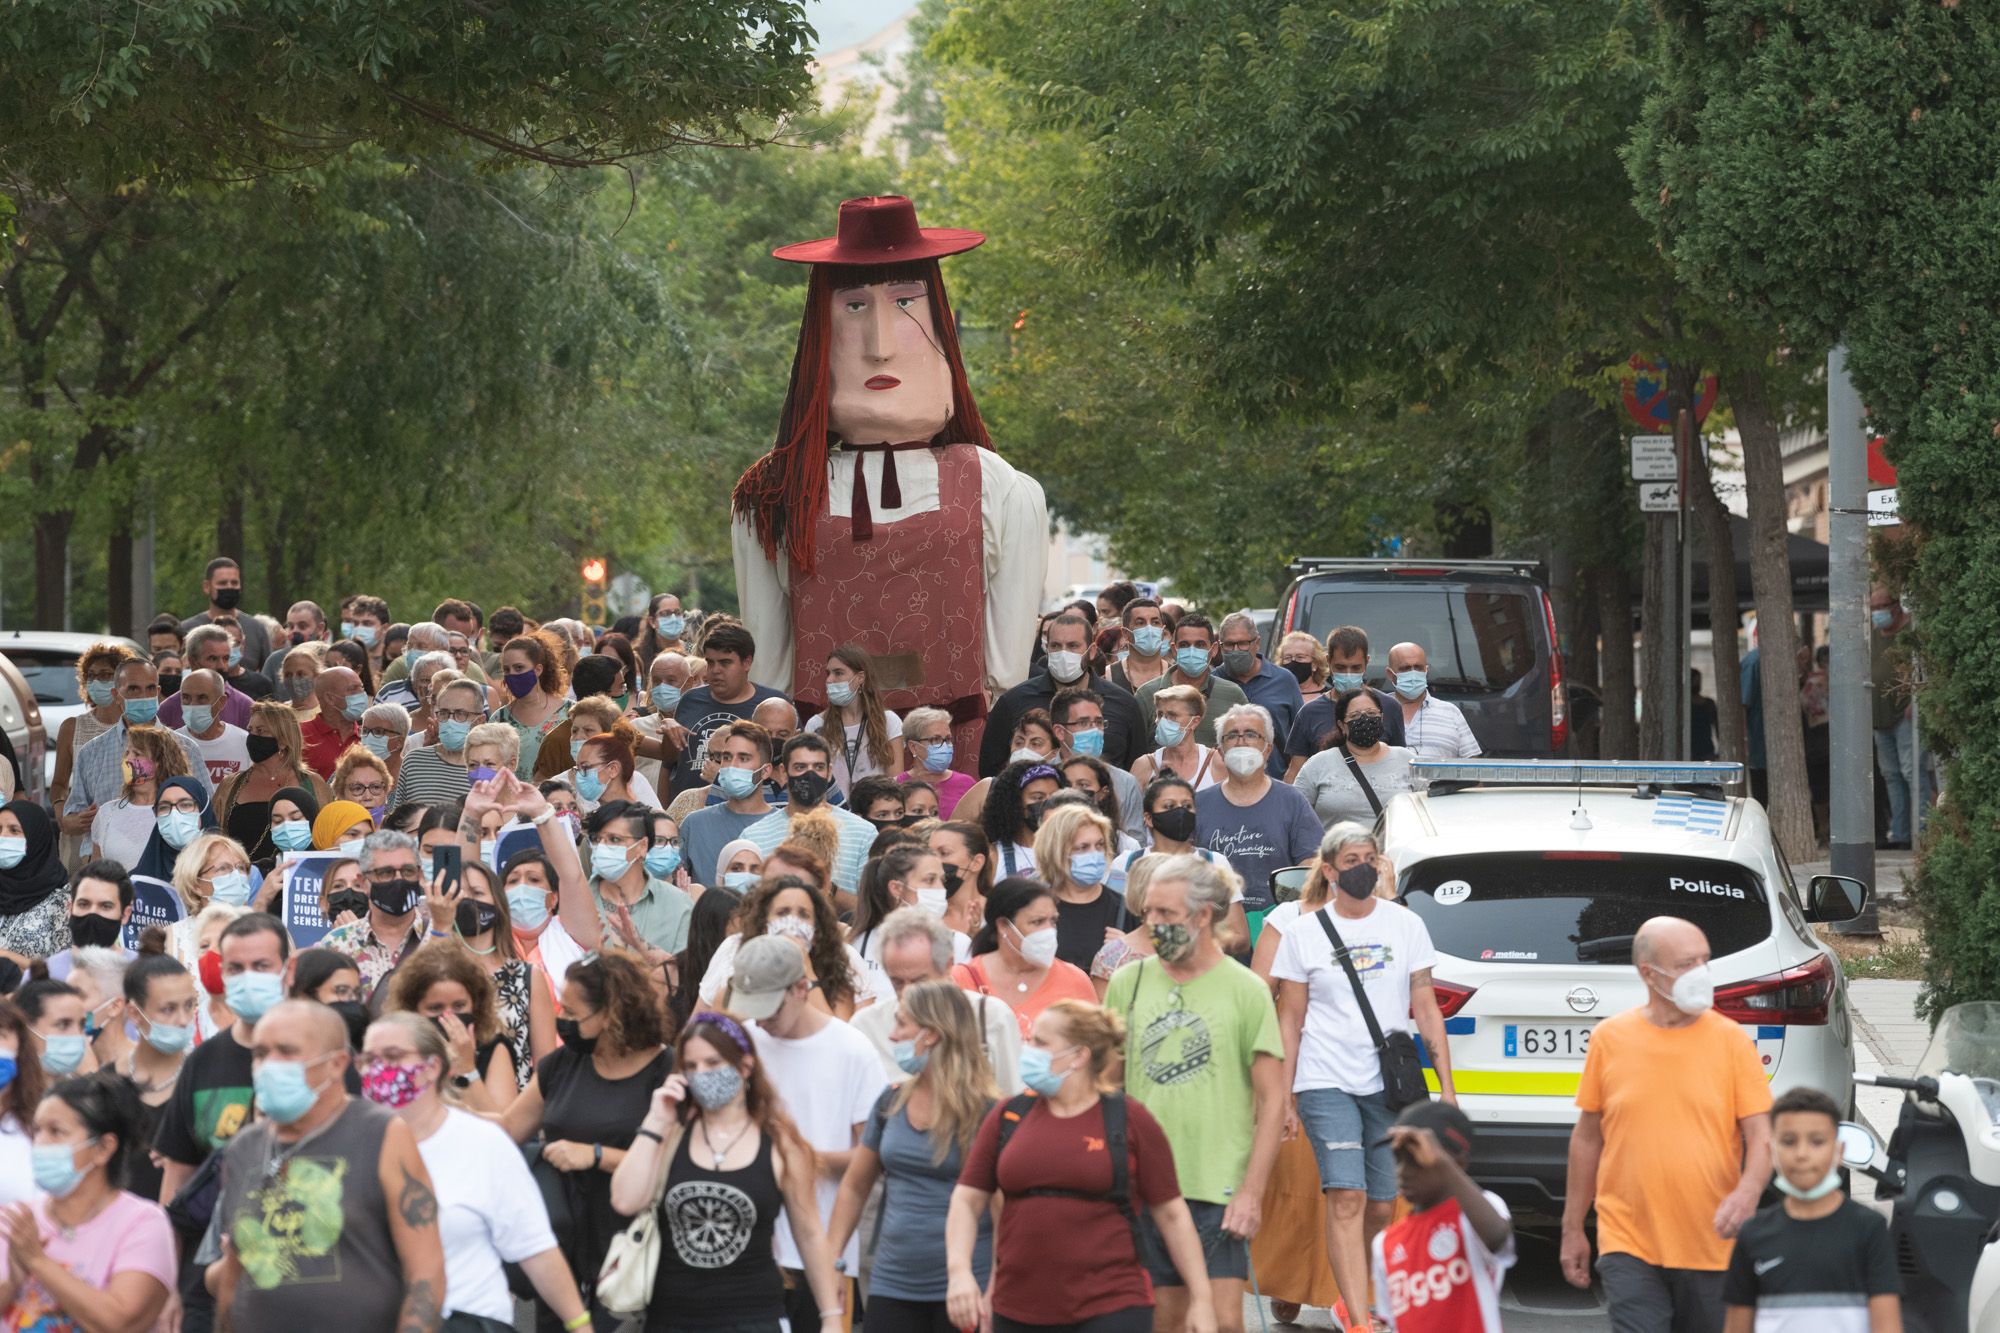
[0,630,146,791]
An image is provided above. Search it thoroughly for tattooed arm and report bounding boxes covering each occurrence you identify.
[378,1117,446,1333]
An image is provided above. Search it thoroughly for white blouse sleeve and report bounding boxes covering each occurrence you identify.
[978,448,1050,695]
[731,513,795,693]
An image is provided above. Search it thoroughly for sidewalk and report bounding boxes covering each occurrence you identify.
[1794,850,1917,899]
[1847,978,1930,1204]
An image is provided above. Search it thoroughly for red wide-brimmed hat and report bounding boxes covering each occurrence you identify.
[773,195,985,265]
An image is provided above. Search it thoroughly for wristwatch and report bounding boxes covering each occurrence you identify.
[450,1072,474,1090]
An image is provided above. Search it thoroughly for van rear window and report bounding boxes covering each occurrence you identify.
[1301,587,1537,692]
[1399,852,1771,964]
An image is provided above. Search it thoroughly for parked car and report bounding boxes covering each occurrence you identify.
[1270,557,1568,757]
[0,652,47,805]
[0,630,144,791]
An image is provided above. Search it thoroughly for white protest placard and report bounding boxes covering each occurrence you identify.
[126,877,185,950]
[278,852,349,949]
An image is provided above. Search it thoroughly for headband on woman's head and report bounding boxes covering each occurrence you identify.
[1018,764,1058,787]
[691,1011,752,1054]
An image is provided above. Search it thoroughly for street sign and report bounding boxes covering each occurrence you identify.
[1868,487,1900,527]
[1623,356,1719,430]
[1630,434,1676,481]
[1638,480,1680,512]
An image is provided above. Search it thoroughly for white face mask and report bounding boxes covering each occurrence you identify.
[768,914,815,943]
[915,887,950,918]
[1223,746,1265,777]
[1657,962,1714,1015]
[1009,920,1059,968]
[1009,747,1047,766]
[1044,650,1085,684]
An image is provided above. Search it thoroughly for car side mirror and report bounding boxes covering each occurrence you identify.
[1805,874,1868,923]
[1269,865,1312,904]
[1836,1120,1879,1169]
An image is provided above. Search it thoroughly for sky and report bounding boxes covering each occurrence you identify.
[805,0,912,52]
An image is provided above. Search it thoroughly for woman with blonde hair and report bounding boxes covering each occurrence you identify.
[946,998,1215,1333]
[87,727,191,870]
[1091,852,1167,998]
[53,641,138,868]
[162,834,254,972]
[806,644,903,791]
[1129,684,1221,791]
[213,700,330,863]
[1031,802,1123,971]
[1277,630,1330,706]
[829,980,997,1330]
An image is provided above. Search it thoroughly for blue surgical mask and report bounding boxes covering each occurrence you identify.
[1330,672,1365,693]
[123,697,160,726]
[0,838,25,870]
[225,971,285,1023]
[438,719,472,751]
[349,624,378,648]
[85,680,114,707]
[507,885,549,930]
[1068,849,1109,888]
[722,871,760,891]
[210,870,253,907]
[254,1055,333,1124]
[31,1142,94,1198]
[479,838,497,866]
[1069,727,1105,759]
[657,615,686,640]
[271,821,313,852]
[338,837,364,859]
[715,767,759,801]
[1871,607,1895,631]
[227,646,242,669]
[570,736,588,763]
[185,703,216,734]
[0,1057,17,1092]
[1132,626,1166,657]
[361,732,391,759]
[342,692,369,721]
[591,843,633,881]
[826,680,857,708]
[341,621,356,639]
[649,684,682,714]
[1019,1045,1075,1097]
[645,844,682,879]
[144,1018,194,1055]
[891,1038,929,1076]
[575,769,607,803]
[403,648,422,675]
[39,1033,86,1075]
[1154,717,1187,748]
[156,809,201,849]
[924,741,955,772]
[1174,647,1212,677]
[1393,669,1428,701]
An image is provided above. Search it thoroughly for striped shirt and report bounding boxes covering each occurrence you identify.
[741,803,875,893]
[64,722,212,816]
[390,745,472,808]
[1402,694,1483,760]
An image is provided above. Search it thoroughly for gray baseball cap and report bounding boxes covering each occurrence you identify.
[727,935,806,1020]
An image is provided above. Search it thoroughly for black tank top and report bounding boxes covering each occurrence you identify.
[646,1126,786,1330]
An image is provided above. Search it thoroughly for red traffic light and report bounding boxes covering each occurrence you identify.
[581,557,608,584]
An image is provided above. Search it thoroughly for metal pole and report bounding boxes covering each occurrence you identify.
[1678,406,1695,762]
[1828,344,1879,934]
[1908,649,1924,842]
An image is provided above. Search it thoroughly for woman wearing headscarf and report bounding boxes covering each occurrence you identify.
[310,800,374,854]
[261,786,322,873]
[128,777,216,885]
[0,800,76,962]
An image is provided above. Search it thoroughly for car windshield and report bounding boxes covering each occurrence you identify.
[5,650,83,707]
[1301,586,1539,692]
[1400,852,1772,964]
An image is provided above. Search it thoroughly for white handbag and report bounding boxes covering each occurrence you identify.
[596,1124,681,1316]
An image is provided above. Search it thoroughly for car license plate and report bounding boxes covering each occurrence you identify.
[1503,1023,1596,1058]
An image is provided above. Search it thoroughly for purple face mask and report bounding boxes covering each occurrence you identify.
[468,766,499,784]
[504,669,539,699]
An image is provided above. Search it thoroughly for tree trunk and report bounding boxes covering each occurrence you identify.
[1640,513,1670,758]
[32,508,72,631]
[1601,564,1638,759]
[108,519,134,639]
[216,492,245,568]
[1687,445,1747,764]
[1734,368,1818,860]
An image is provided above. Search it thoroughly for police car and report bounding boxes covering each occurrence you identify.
[1376,760,1867,1217]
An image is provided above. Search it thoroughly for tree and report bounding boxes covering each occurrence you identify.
[1632,1,2000,1009]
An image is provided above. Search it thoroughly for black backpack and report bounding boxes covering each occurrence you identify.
[994,1091,1145,1261]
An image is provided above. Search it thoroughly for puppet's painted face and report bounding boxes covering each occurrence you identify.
[827,279,953,444]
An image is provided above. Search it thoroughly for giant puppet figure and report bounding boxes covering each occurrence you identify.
[731,196,1047,765]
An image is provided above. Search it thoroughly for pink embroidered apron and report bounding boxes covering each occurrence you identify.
[791,443,988,771]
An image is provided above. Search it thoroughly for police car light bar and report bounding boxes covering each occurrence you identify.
[1411,760,1745,788]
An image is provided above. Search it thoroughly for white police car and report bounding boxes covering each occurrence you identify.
[1376,760,1867,1218]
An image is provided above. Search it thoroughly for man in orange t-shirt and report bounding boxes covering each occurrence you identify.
[1559,916,1773,1332]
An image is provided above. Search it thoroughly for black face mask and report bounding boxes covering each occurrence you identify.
[941,863,965,894]
[1335,863,1378,900]
[1344,714,1384,748]
[1283,661,1314,684]
[555,1016,597,1055]
[895,813,925,828]
[245,734,281,764]
[787,772,830,810]
[68,912,124,950]
[1151,806,1197,844]
[157,673,182,696]
[455,899,499,937]
[1024,800,1047,831]
[370,878,421,916]
[213,587,242,611]
[326,890,369,922]
[429,1011,474,1036]
[329,999,370,1051]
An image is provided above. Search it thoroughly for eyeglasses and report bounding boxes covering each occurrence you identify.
[1220,638,1260,652]
[652,836,682,849]
[1218,730,1267,746]
[436,708,484,724]
[154,798,201,816]
[363,727,402,740]
[344,781,388,801]
[365,867,418,885]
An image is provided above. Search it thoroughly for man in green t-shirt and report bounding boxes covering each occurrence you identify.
[1103,853,1286,1333]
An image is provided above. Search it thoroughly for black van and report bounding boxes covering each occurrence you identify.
[1270,558,1569,758]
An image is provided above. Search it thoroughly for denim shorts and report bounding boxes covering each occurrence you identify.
[1295,1087,1398,1200]
[1138,1198,1250,1285]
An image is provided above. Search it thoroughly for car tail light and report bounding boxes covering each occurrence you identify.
[1432,979,1476,1018]
[1281,586,1298,635]
[1712,953,1836,1025]
[1543,592,1569,752]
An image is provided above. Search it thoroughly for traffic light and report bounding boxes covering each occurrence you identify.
[581,556,609,627]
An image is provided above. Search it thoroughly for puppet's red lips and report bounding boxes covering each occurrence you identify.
[864,375,901,390]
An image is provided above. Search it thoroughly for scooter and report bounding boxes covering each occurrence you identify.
[1843,1001,2000,1333]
